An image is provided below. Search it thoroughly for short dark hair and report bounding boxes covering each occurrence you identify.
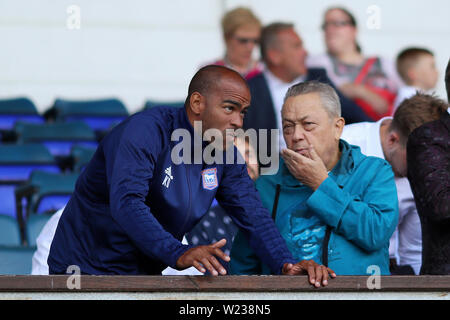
[396,47,434,84]
[259,22,294,63]
[185,65,248,107]
[325,6,357,27]
[324,7,361,53]
[390,92,449,145]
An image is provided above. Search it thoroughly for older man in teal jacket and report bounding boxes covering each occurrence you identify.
[230,81,398,276]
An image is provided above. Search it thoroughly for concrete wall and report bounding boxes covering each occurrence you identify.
[0,0,449,114]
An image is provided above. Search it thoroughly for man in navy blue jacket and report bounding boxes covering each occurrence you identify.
[48,65,335,286]
[244,22,371,161]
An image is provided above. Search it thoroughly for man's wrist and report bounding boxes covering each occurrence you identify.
[173,243,195,269]
[311,174,328,191]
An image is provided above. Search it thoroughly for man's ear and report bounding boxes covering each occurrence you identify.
[387,130,401,147]
[334,117,345,140]
[189,92,205,116]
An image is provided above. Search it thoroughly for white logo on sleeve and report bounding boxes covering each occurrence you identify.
[162,166,173,188]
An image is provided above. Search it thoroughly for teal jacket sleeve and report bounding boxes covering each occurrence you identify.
[306,158,399,252]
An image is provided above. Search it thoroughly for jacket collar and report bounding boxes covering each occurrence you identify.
[177,106,195,135]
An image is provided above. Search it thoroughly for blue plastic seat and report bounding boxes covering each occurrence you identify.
[14,170,78,245]
[14,121,97,157]
[50,98,129,132]
[71,145,96,172]
[0,215,21,246]
[0,245,36,274]
[144,100,184,110]
[0,97,44,130]
[17,170,78,214]
[0,185,21,219]
[25,214,53,247]
[0,144,59,223]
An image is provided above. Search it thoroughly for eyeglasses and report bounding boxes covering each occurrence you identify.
[234,37,260,45]
[321,21,353,30]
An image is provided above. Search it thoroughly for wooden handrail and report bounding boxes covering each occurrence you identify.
[0,275,449,292]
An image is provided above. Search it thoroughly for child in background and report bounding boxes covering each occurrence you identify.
[394,48,439,109]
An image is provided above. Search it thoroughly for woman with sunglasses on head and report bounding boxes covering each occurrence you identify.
[207,7,264,80]
[307,7,402,121]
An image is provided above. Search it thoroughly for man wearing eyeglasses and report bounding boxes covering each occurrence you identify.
[206,7,264,80]
[243,22,371,165]
[307,7,402,121]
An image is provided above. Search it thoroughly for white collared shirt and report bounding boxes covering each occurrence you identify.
[264,69,306,151]
[341,118,422,274]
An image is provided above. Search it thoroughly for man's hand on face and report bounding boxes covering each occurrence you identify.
[176,239,230,276]
[282,260,337,287]
[281,145,329,191]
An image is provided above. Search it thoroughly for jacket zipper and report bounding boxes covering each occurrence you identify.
[271,184,281,221]
[179,165,192,235]
[322,184,343,267]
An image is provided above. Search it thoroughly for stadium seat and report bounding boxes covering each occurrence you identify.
[0,144,60,243]
[0,97,44,131]
[0,245,36,274]
[15,170,78,215]
[144,100,184,110]
[15,170,78,245]
[0,215,21,246]
[47,98,129,133]
[71,145,96,172]
[25,214,53,247]
[0,143,59,182]
[14,121,97,157]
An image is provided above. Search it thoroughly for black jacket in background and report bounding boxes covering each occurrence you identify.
[407,113,450,275]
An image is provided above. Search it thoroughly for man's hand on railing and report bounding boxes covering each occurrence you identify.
[282,260,336,288]
[176,239,230,276]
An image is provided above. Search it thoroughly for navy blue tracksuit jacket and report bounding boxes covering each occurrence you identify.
[48,106,295,275]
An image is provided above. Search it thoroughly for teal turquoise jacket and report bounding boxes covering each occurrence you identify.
[230,140,398,275]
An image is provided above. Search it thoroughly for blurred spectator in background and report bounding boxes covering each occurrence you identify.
[307,7,402,121]
[341,93,449,275]
[207,7,264,79]
[244,22,371,165]
[406,60,450,275]
[394,48,439,109]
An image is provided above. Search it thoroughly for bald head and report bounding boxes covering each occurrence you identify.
[185,65,249,107]
[184,65,251,145]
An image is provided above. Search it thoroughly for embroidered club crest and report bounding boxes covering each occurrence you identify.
[201,168,218,190]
